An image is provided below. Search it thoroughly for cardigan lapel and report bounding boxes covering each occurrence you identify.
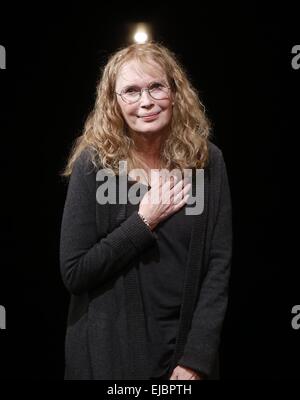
[168,166,210,375]
[123,184,151,380]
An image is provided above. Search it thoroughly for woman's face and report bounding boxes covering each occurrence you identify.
[115,60,173,137]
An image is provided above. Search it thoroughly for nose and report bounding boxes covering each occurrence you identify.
[140,88,154,107]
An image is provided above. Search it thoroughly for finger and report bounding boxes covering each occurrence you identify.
[173,183,191,204]
[150,170,161,189]
[170,173,182,188]
[161,180,183,205]
[172,177,191,199]
[147,173,162,202]
[171,178,184,192]
[161,176,180,192]
[159,178,180,204]
[172,193,190,211]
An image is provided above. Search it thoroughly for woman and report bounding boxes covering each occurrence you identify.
[59,41,232,380]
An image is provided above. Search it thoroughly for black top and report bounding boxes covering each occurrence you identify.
[60,142,233,379]
[127,180,194,378]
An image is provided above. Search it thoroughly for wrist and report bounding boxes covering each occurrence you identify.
[137,211,154,231]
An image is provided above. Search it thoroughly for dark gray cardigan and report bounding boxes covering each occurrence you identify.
[59,141,232,380]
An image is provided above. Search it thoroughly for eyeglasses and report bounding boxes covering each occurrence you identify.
[115,81,171,104]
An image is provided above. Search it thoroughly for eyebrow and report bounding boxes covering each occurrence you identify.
[121,79,168,91]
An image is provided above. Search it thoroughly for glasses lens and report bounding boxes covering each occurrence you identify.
[149,83,169,100]
[121,82,170,103]
[122,87,140,103]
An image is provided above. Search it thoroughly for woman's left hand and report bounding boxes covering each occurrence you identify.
[169,365,205,380]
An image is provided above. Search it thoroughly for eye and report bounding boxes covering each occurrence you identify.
[123,86,140,94]
[149,82,164,90]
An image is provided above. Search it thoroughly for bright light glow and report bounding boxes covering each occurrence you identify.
[134,31,148,44]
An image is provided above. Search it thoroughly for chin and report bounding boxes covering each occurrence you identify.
[137,129,165,136]
[136,122,169,134]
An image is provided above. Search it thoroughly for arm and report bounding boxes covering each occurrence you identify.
[59,151,156,295]
[178,151,233,377]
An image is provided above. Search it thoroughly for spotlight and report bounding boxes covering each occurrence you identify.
[134,30,148,44]
[130,23,152,44]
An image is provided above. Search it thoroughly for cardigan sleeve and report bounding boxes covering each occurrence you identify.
[178,150,233,378]
[59,150,157,295]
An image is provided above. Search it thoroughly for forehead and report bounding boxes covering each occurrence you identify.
[116,59,167,89]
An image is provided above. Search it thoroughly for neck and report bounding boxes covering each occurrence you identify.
[130,130,168,168]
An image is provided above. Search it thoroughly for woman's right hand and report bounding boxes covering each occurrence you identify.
[138,173,191,230]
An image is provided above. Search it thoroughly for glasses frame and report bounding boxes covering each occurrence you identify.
[115,81,171,104]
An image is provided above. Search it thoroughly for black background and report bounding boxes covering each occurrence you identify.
[0,2,298,380]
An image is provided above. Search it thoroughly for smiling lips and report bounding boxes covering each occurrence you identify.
[138,111,161,120]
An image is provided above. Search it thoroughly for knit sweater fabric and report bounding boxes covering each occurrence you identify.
[59,141,232,380]
[126,180,194,378]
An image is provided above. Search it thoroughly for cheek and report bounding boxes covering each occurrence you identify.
[118,103,137,121]
[161,98,173,112]
[164,104,173,121]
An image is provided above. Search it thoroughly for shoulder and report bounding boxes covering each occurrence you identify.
[206,140,230,193]
[207,140,225,169]
[67,147,99,195]
[73,147,98,177]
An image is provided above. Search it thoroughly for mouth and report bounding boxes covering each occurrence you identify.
[137,111,161,120]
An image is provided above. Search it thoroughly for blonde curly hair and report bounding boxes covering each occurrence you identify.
[60,41,212,178]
